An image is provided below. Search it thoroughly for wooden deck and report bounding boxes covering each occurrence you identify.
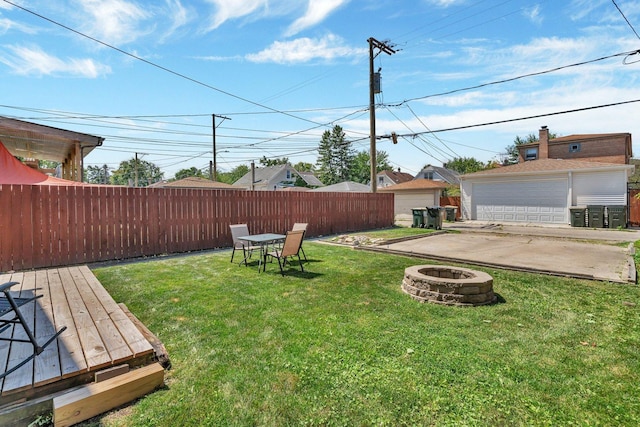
[0,265,156,406]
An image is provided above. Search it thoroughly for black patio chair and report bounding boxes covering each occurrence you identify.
[0,281,67,380]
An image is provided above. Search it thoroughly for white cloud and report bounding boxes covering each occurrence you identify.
[523,5,543,25]
[158,0,192,42]
[245,33,366,64]
[75,0,150,46]
[0,44,111,77]
[203,0,267,31]
[426,0,467,7]
[285,0,349,36]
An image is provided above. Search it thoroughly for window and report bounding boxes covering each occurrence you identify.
[524,148,538,161]
[569,143,581,153]
[286,170,291,179]
[378,176,384,184]
[423,171,434,180]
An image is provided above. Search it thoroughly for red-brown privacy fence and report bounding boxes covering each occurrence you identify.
[629,189,640,226]
[0,185,394,272]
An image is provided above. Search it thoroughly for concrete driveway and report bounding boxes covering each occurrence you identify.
[376,221,640,283]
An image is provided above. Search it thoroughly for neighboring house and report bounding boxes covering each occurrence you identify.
[233,164,298,190]
[148,177,237,189]
[414,165,460,185]
[376,169,414,188]
[297,171,325,188]
[461,126,635,225]
[517,126,632,164]
[310,181,370,192]
[378,179,449,216]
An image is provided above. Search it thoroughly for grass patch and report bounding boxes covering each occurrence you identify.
[89,242,640,426]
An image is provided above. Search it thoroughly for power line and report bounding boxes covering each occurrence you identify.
[612,0,640,40]
[1,0,325,127]
[401,98,640,136]
[389,49,640,106]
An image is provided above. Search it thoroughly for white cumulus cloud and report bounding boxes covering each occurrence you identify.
[285,0,349,36]
[0,44,111,77]
[245,33,366,64]
[203,0,267,31]
[76,0,150,46]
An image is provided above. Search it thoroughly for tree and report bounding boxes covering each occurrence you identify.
[293,161,314,172]
[217,164,249,185]
[503,132,557,165]
[110,157,163,187]
[85,164,110,184]
[443,157,486,174]
[316,125,354,185]
[174,167,206,180]
[351,150,392,183]
[259,156,289,167]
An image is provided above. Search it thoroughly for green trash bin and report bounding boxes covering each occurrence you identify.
[587,205,605,228]
[444,206,457,222]
[607,205,627,229]
[411,208,427,228]
[425,207,443,230]
[569,207,586,227]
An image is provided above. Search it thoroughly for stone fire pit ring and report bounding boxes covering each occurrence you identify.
[402,265,496,307]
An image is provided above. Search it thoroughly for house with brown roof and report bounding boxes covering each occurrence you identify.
[378,179,449,217]
[376,169,414,188]
[461,127,635,225]
[517,126,632,164]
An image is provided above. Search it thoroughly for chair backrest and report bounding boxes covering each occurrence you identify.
[229,224,250,245]
[281,230,305,257]
[292,223,308,233]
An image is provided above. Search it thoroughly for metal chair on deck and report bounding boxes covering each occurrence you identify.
[0,281,66,380]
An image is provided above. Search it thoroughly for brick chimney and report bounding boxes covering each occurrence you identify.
[539,126,549,159]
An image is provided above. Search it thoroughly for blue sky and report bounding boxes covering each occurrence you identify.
[1,0,640,180]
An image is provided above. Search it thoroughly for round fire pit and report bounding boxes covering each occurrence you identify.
[402,265,496,307]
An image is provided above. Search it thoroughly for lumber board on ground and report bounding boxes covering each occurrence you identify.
[53,362,164,427]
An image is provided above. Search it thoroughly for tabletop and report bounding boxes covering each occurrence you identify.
[238,233,286,244]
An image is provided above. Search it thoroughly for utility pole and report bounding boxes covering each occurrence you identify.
[368,37,396,193]
[134,152,139,187]
[212,114,231,181]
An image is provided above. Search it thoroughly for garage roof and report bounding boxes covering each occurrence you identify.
[461,158,635,179]
[0,116,104,162]
[378,179,449,191]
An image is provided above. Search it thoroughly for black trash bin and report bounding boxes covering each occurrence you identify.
[444,206,457,222]
[607,205,627,229]
[587,205,605,228]
[411,208,427,228]
[425,207,443,230]
[569,207,586,227]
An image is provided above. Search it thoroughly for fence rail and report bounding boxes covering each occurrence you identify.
[0,185,394,271]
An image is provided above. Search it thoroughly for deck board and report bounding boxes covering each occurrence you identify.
[33,269,63,387]
[48,268,88,378]
[0,266,158,400]
[78,266,153,357]
[3,272,36,393]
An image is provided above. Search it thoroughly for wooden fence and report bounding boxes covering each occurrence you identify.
[629,189,640,226]
[0,185,394,272]
[439,196,461,220]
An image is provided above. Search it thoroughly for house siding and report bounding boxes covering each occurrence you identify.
[549,137,628,164]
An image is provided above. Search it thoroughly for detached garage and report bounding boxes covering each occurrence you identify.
[460,159,634,224]
[378,179,449,217]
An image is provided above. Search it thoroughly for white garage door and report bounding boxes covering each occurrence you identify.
[472,179,568,223]
[395,192,437,216]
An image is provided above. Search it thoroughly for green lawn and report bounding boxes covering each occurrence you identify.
[88,237,640,426]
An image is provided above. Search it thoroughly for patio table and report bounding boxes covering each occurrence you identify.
[237,233,286,271]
